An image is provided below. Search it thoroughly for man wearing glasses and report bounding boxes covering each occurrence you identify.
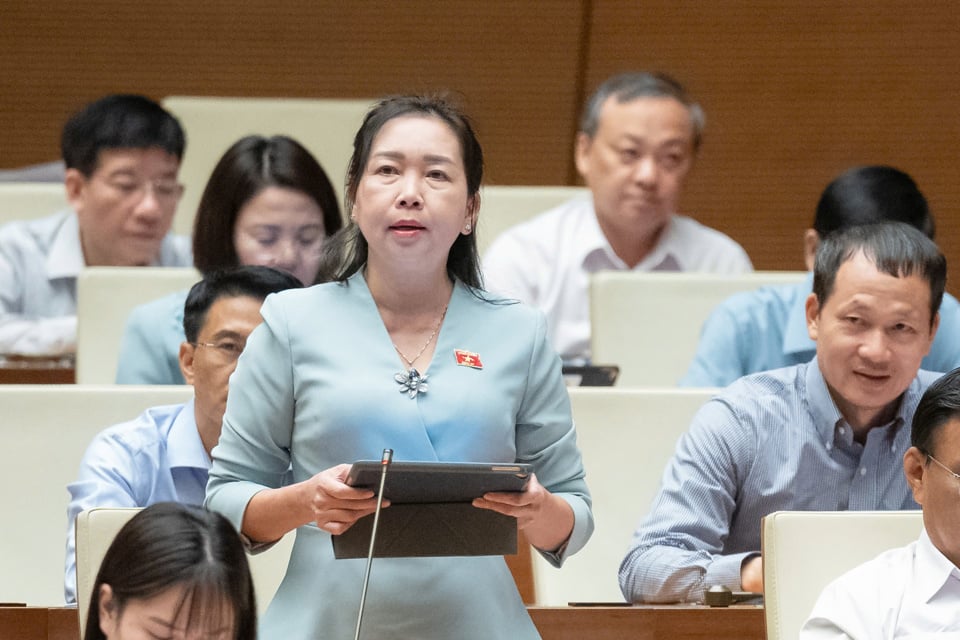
[62,266,300,604]
[802,366,960,637]
[620,222,944,604]
[0,94,190,355]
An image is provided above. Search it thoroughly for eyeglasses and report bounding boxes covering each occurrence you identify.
[192,341,244,363]
[104,178,184,204]
[927,454,960,496]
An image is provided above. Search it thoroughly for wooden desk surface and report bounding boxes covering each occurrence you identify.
[528,604,765,640]
[0,355,75,384]
[7,605,765,640]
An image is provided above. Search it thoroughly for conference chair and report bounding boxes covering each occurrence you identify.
[161,96,374,235]
[0,182,68,226]
[75,266,200,384]
[476,185,588,255]
[530,386,717,605]
[75,507,294,631]
[590,271,807,386]
[762,510,924,640]
[0,384,193,606]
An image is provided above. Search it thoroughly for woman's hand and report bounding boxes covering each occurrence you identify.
[472,473,574,552]
[306,463,389,535]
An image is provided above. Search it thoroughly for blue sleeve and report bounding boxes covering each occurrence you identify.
[205,298,296,532]
[679,300,752,387]
[618,398,755,603]
[115,294,186,385]
[64,430,149,604]
[515,312,593,565]
[923,293,960,373]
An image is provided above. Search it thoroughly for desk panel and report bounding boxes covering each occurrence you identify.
[9,605,765,640]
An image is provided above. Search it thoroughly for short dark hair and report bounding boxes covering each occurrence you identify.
[579,72,705,151]
[911,367,960,458]
[192,135,342,275]
[318,94,484,289]
[61,94,185,176]
[812,222,946,327]
[183,265,302,343]
[83,503,256,640]
[813,165,934,239]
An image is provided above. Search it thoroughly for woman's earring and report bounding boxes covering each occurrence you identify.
[463,222,472,234]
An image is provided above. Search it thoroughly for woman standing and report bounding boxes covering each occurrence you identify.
[206,95,593,639]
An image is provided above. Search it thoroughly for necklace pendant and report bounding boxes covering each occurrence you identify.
[395,368,428,398]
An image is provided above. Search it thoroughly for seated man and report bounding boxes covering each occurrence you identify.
[63,265,300,604]
[619,222,944,604]
[483,71,752,363]
[801,366,960,637]
[0,94,191,356]
[681,165,960,386]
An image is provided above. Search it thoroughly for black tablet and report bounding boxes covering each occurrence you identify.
[345,460,531,504]
[562,364,620,387]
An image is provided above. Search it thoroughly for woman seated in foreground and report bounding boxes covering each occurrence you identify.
[84,502,255,640]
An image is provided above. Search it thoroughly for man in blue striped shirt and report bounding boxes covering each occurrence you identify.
[620,222,945,603]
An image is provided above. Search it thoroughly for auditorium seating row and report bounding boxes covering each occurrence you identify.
[69,267,806,385]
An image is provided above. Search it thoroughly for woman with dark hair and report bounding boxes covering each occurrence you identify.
[206,95,593,639]
[84,502,256,640]
[115,135,342,384]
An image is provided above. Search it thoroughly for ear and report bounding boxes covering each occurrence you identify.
[98,583,117,635]
[179,341,197,386]
[903,446,928,506]
[573,132,593,179]
[64,168,88,212]
[464,193,480,234]
[805,292,821,341]
[926,311,941,355]
[803,229,820,271]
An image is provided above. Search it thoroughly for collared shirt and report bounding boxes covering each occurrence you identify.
[0,209,191,355]
[680,273,960,387]
[619,359,939,604]
[481,194,753,362]
[801,529,960,638]
[63,400,209,604]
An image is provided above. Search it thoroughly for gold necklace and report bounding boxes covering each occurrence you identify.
[393,304,448,398]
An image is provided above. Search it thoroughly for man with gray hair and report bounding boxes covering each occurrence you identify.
[483,71,752,363]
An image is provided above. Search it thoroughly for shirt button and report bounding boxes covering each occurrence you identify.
[839,427,845,434]
[825,442,832,451]
[860,467,867,476]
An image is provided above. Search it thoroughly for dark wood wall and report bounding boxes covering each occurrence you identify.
[3,1,959,275]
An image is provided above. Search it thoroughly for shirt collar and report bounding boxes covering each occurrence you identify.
[167,398,211,471]
[783,272,815,356]
[45,211,85,279]
[579,197,681,272]
[915,528,960,603]
[807,356,921,445]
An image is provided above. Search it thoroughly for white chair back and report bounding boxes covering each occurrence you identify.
[75,267,200,384]
[590,271,808,386]
[75,507,293,631]
[530,386,716,605]
[762,510,924,640]
[477,185,588,255]
[162,96,374,235]
[0,385,193,606]
[0,182,68,226]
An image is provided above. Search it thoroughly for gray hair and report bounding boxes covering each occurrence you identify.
[579,72,705,152]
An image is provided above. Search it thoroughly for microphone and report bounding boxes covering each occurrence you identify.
[354,448,392,640]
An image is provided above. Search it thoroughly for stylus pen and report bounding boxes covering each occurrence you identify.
[354,448,392,640]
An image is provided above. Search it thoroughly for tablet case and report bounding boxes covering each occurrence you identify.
[332,461,530,559]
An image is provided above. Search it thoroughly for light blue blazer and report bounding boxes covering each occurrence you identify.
[206,271,593,640]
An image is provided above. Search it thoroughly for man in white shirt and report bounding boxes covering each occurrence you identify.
[801,366,960,637]
[0,94,192,355]
[482,72,752,362]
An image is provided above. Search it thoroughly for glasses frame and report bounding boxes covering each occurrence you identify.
[926,453,960,496]
[191,341,244,362]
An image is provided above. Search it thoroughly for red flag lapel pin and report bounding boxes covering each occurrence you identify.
[454,349,483,369]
